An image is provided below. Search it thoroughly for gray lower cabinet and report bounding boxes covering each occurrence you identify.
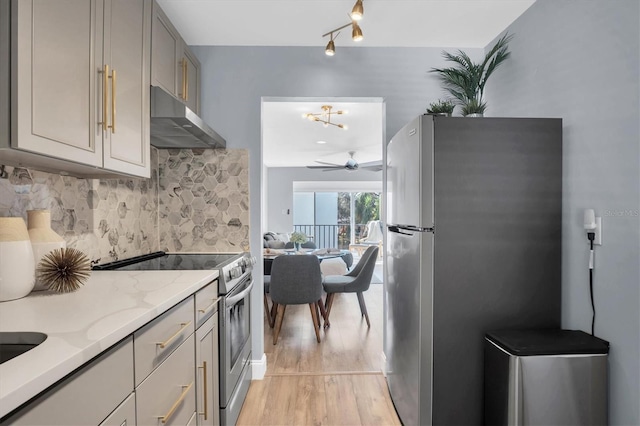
[136,334,196,426]
[99,393,136,426]
[1,281,221,426]
[134,296,195,386]
[1,337,134,426]
[196,312,220,426]
[187,412,197,426]
[2,0,151,178]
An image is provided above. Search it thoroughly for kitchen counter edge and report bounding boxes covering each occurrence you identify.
[0,269,219,418]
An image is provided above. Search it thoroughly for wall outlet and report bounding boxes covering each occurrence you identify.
[594,217,602,245]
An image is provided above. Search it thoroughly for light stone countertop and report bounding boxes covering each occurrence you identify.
[0,269,219,418]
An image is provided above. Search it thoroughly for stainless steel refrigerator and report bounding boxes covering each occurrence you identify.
[385,115,562,426]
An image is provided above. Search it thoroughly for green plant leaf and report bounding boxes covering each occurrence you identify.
[429,32,514,114]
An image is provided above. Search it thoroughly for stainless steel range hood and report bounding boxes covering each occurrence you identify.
[150,86,226,149]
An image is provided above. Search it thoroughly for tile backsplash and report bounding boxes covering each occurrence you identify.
[158,149,250,253]
[0,149,160,263]
[0,148,249,263]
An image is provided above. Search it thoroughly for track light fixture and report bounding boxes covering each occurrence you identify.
[325,34,336,56]
[351,22,363,42]
[302,105,348,130]
[322,0,365,56]
[350,0,364,21]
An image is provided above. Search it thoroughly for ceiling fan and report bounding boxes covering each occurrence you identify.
[306,151,382,172]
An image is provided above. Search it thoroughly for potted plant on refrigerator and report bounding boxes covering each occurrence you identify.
[429,33,513,117]
[426,99,455,116]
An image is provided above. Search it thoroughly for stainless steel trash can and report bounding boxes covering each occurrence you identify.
[484,329,609,425]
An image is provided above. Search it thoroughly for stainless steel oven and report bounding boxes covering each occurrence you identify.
[219,271,253,425]
[93,251,255,426]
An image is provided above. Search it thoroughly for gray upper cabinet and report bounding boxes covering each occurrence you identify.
[3,0,150,178]
[101,0,151,177]
[12,0,102,168]
[151,0,201,115]
[182,46,201,115]
[151,2,180,97]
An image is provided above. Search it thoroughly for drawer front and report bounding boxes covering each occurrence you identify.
[186,411,197,426]
[195,280,219,328]
[99,392,135,426]
[137,334,196,426]
[134,296,194,386]
[3,337,134,426]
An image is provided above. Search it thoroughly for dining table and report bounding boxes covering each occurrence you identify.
[263,249,345,275]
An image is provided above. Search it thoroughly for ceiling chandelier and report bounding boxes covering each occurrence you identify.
[302,105,348,130]
[323,0,364,57]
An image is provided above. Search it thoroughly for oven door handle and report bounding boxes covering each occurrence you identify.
[225,279,254,307]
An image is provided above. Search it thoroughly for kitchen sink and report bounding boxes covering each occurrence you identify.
[0,332,47,364]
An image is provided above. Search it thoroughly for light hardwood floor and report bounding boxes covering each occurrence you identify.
[237,284,401,426]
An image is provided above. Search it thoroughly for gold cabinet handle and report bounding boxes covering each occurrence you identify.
[158,382,193,424]
[156,321,192,349]
[109,68,116,133]
[184,59,189,102]
[180,58,187,101]
[198,362,208,420]
[100,65,108,130]
[198,297,220,314]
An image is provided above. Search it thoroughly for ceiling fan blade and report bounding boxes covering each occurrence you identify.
[314,160,343,167]
[358,160,383,171]
[306,165,343,169]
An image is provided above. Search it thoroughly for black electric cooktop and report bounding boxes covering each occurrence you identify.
[92,251,243,271]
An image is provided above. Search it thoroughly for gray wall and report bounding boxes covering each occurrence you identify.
[266,166,381,233]
[191,45,482,366]
[485,1,640,424]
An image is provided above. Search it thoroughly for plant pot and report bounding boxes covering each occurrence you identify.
[466,113,484,118]
[0,217,36,301]
[27,210,66,291]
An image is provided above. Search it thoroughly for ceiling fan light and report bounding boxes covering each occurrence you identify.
[352,23,363,42]
[350,0,363,21]
[325,39,335,56]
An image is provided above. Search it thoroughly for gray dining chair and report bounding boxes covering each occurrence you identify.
[269,255,327,344]
[323,245,379,328]
[263,275,276,328]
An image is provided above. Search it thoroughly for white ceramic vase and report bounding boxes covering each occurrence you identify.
[0,217,36,302]
[27,210,66,291]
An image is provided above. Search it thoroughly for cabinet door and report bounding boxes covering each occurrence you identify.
[137,334,196,426]
[151,1,180,97]
[2,337,134,426]
[102,0,151,177]
[196,313,220,426]
[182,46,200,114]
[12,0,102,167]
[99,392,136,426]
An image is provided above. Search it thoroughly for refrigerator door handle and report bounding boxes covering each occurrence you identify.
[387,225,414,235]
[388,224,434,234]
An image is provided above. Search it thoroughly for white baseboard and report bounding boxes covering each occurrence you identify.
[251,353,267,380]
[381,351,387,377]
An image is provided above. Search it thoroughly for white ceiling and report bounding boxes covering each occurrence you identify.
[158,0,535,167]
[157,0,535,48]
[262,100,384,168]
